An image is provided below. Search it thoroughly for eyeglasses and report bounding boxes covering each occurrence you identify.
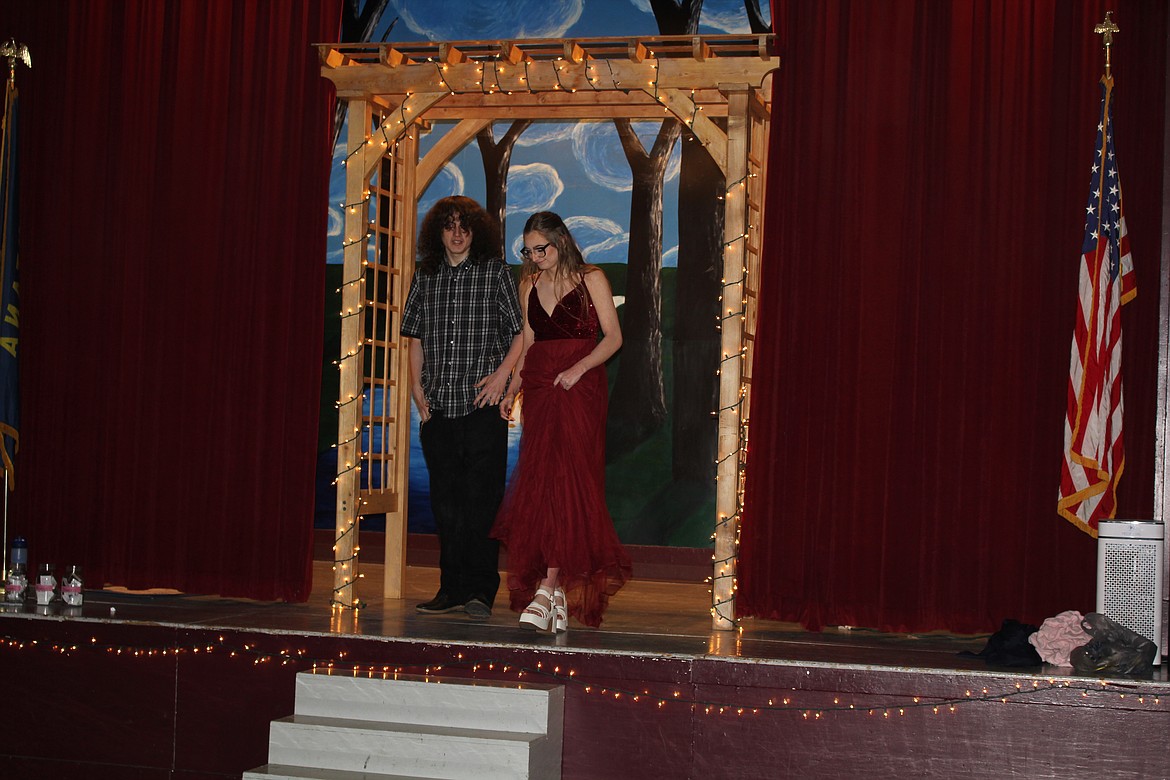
[520,242,553,260]
[442,218,468,233]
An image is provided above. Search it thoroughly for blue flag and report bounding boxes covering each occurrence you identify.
[0,80,20,490]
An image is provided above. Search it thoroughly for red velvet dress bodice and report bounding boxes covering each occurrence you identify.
[528,280,599,342]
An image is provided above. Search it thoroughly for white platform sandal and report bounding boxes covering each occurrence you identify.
[518,586,555,632]
[552,587,568,634]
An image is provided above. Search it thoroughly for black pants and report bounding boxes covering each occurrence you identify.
[418,405,506,605]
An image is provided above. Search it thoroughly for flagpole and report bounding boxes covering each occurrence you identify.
[2,470,7,586]
[1,62,9,591]
[0,38,29,589]
[1155,13,1170,657]
[1,51,11,587]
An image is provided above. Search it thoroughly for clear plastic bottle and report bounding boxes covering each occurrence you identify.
[34,562,56,606]
[60,565,83,607]
[4,536,27,603]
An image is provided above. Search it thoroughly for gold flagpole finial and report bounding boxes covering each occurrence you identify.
[0,40,32,86]
[1093,12,1119,80]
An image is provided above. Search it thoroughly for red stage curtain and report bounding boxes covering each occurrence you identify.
[6,0,341,600]
[741,0,1166,633]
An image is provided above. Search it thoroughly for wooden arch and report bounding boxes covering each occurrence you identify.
[318,34,779,630]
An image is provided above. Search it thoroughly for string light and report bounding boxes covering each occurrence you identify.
[431,59,455,95]
[603,59,623,91]
[340,227,373,249]
[4,634,1166,720]
[585,60,601,90]
[711,162,762,629]
[489,58,505,94]
[551,57,573,92]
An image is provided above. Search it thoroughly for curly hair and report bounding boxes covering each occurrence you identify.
[416,196,502,275]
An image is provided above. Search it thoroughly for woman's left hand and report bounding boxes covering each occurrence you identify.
[554,363,586,390]
[499,392,518,420]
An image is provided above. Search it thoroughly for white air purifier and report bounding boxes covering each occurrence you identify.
[1096,520,1163,664]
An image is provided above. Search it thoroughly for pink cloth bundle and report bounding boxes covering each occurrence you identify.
[1028,610,1090,666]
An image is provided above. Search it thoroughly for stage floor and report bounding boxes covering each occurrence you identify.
[20,560,1164,683]
[4,561,1170,779]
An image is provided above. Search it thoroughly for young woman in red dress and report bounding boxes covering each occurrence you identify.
[493,212,632,633]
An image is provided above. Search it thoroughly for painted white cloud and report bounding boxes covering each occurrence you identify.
[507,233,524,262]
[625,0,768,32]
[328,138,355,262]
[327,206,343,244]
[392,0,583,40]
[505,163,564,215]
[513,121,577,148]
[568,215,628,264]
[662,245,678,268]
[701,0,769,33]
[572,121,681,192]
[328,140,348,237]
[325,215,341,264]
[417,162,466,217]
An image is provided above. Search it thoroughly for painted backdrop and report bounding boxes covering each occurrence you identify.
[317,0,771,549]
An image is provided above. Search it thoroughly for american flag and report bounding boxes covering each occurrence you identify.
[1057,77,1137,536]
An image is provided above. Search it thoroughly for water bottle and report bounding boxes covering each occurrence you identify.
[34,562,56,606]
[61,565,83,607]
[5,536,27,603]
[9,536,27,569]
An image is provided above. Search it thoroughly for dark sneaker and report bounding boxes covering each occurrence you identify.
[464,596,492,621]
[416,593,465,614]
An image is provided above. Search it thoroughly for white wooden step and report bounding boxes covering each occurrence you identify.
[266,714,557,779]
[243,764,428,779]
[295,671,563,735]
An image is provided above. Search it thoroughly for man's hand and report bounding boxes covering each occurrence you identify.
[474,369,510,408]
[411,382,431,424]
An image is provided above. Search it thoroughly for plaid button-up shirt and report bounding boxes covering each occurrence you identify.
[401,256,522,417]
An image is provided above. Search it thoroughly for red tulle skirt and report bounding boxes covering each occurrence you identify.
[492,338,631,627]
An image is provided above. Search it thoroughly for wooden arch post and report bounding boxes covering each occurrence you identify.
[332,99,371,609]
[712,86,751,630]
[320,36,778,628]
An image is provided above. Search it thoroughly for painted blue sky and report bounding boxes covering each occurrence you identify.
[325,0,770,267]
